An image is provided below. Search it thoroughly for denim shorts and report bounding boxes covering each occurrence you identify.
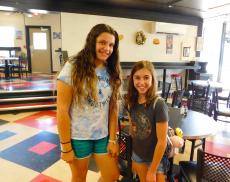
[71,136,108,159]
[132,152,169,174]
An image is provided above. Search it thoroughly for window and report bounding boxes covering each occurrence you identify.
[33,32,47,50]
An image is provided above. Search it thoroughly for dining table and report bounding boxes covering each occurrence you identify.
[0,57,19,79]
[188,80,223,92]
[168,107,217,161]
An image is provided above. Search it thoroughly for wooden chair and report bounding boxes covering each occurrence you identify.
[179,149,230,182]
[209,90,230,122]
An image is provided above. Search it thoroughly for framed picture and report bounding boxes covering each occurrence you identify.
[183,47,190,57]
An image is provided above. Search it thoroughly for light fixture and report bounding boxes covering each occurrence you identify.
[28,9,49,14]
[0,6,15,11]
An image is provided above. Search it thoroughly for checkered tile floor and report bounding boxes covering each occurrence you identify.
[0,74,229,181]
[0,110,101,182]
[0,110,230,182]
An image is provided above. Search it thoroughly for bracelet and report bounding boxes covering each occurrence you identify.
[61,149,73,153]
[109,139,117,144]
[60,141,71,144]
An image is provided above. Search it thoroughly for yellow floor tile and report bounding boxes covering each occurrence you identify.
[0,158,39,182]
[43,159,100,182]
[0,111,37,122]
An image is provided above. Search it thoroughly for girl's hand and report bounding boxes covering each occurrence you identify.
[107,142,119,158]
[61,150,75,163]
[146,169,156,182]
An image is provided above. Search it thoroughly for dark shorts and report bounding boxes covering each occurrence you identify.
[132,152,169,174]
[71,136,108,159]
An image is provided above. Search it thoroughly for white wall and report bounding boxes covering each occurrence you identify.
[0,12,26,51]
[0,12,61,72]
[25,13,62,71]
[61,12,197,62]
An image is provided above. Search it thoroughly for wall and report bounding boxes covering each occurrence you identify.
[24,13,61,71]
[0,11,61,72]
[61,13,198,63]
[0,12,26,51]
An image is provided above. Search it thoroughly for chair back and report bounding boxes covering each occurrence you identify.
[210,89,230,122]
[117,118,133,181]
[188,83,210,114]
[158,81,171,102]
[175,75,183,91]
[196,149,230,182]
[171,90,185,108]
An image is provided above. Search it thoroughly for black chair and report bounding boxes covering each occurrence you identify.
[117,118,136,182]
[171,90,185,108]
[10,56,28,78]
[171,73,183,91]
[209,90,230,122]
[179,149,230,182]
[158,81,171,102]
[218,90,230,108]
[188,83,210,114]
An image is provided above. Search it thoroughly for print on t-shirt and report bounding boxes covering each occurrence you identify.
[132,111,151,140]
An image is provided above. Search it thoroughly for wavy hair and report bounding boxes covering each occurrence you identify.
[127,60,158,108]
[70,24,121,106]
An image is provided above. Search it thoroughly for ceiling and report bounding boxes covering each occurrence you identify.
[0,0,230,20]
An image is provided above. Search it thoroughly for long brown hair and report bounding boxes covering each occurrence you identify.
[70,24,121,106]
[127,60,158,108]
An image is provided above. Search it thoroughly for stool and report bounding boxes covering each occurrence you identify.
[171,73,182,91]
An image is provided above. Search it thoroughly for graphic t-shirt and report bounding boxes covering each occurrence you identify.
[129,98,168,161]
[57,61,112,140]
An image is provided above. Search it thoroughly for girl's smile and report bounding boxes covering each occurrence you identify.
[133,68,152,98]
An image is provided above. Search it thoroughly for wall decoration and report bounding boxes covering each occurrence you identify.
[183,47,190,57]
[136,31,146,45]
[15,30,22,40]
[153,38,160,45]
[53,32,61,39]
[119,34,124,40]
[166,34,173,54]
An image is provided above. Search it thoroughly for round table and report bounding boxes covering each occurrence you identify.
[169,109,217,160]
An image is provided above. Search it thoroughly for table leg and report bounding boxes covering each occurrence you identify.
[202,138,206,151]
[190,140,195,161]
[162,69,166,98]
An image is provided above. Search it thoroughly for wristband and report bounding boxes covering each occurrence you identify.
[109,139,117,144]
[60,141,71,144]
[61,149,73,153]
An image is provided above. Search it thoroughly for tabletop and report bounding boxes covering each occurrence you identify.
[0,57,19,61]
[168,107,217,140]
[188,80,223,91]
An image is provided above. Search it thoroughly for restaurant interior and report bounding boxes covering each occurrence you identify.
[0,0,230,182]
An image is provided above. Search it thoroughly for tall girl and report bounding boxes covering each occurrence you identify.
[57,24,121,182]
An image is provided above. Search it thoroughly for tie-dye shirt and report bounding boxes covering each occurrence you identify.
[57,61,112,140]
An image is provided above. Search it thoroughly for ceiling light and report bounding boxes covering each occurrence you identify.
[0,6,15,11]
[28,9,49,14]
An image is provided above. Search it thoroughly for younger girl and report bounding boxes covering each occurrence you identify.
[127,60,168,182]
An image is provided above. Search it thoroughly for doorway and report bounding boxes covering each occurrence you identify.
[25,26,52,73]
